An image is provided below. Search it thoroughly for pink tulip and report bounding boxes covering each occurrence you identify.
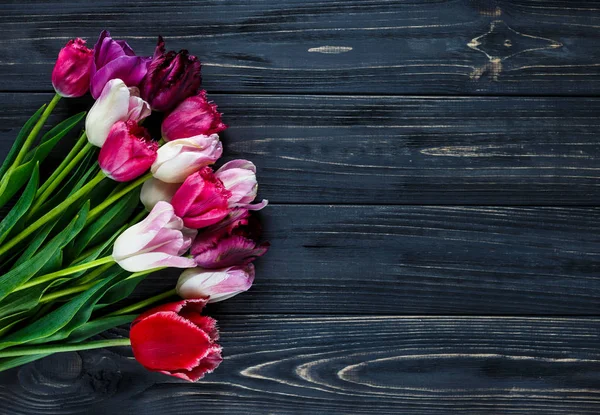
[161,91,227,141]
[177,264,255,303]
[151,134,223,183]
[191,209,250,254]
[85,79,151,147]
[171,167,231,229]
[215,160,268,210]
[51,38,93,98]
[112,201,197,272]
[140,36,201,112]
[90,30,150,99]
[98,120,158,182]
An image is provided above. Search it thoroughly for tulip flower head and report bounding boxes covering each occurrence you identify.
[215,160,268,211]
[112,201,197,272]
[52,38,93,98]
[140,36,202,112]
[130,299,222,381]
[85,79,151,147]
[177,264,255,303]
[192,213,269,269]
[161,91,227,141]
[171,167,232,229]
[90,30,150,99]
[140,178,181,211]
[151,134,223,184]
[98,120,158,182]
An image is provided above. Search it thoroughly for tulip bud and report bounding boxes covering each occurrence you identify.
[140,36,201,112]
[90,30,150,99]
[85,79,151,147]
[161,91,227,141]
[151,134,223,183]
[177,264,255,303]
[130,299,222,381]
[112,201,197,272]
[98,120,158,182]
[191,209,250,254]
[171,167,232,229]
[140,178,180,211]
[215,160,268,210]
[51,38,93,98]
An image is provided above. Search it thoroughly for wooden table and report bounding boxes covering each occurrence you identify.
[0,1,599,413]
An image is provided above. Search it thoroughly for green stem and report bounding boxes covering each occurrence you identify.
[0,338,131,358]
[0,172,106,258]
[76,262,114,285]
[105,283,174,318]
[31,133,93,215]
[13,94,61,167]
[15,256,114,292]
[86,172,152,224]
[39,281,95,304]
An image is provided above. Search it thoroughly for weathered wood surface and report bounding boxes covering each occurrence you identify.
[0,317,599,414]
[2,93,600,205]
[2,1,600,95]
[1,0,599,413]
[136,204,600,316]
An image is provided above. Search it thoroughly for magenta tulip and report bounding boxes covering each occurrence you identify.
[98,120,158,182]
[51,38,93,98]
[140,36,201,112]
[171,167,231,229]
[161,91,227,141]
[90,30,150,99]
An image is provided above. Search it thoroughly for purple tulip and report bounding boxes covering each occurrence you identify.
[90,30,150,99]
[140,36,202,112]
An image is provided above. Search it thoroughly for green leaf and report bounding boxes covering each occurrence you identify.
[0,112,86,209]
[0,353,50,372]
[67,189,139,260]
[68,315,135,342]
[96,272,146,307]
[35,249,63,277]
[0,105,45,180]
[23,112,86,162]
[11,222,57,270]
[0,268,123,349]
[0,164,39,245]
[0,202,89,302]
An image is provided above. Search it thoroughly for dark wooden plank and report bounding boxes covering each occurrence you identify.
[1,1,600,95]
[0,316,599,414]
[2,93,600,205]
[127,203,600,316]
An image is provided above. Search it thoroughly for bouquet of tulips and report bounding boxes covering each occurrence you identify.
[0,31,269,381]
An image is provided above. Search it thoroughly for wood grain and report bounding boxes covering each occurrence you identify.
[1,1,600,95]
[2,93,600,205]
[0,316,598,414]
[126,204,600,315]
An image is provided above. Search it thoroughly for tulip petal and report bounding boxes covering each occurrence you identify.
[91,55,150,99]
[130,311,213,372]
[116,252,196,272]
[163,345,223,382]
[194,235,269,269]
[133,298,208,323]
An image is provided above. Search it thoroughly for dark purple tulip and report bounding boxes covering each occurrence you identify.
[140,36,202,112]
[90,30,150,99]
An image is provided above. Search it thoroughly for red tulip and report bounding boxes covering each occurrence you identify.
[98,120,158,182]
[130,299,222,381]
[51,38,93,98]
[161,91,227,141]
[140,36,201,112]
[171,167,231,229]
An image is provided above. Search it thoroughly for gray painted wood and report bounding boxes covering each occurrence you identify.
[0,317,599,414]
[2,93,600,205]
[1,1,600,94]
